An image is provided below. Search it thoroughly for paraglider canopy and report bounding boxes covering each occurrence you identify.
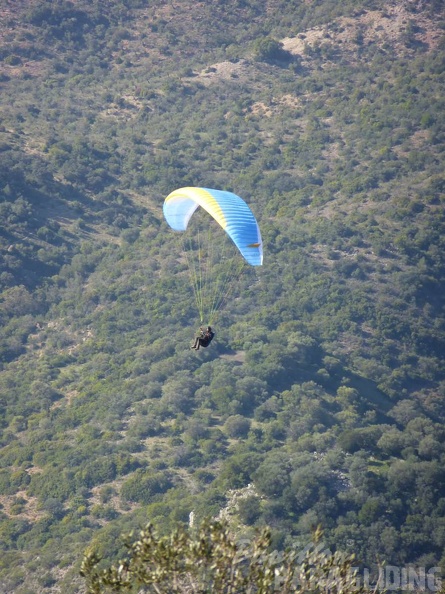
[163,187,262,324]
[163,187,263,266]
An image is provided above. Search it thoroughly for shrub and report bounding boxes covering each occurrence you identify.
[224,415,251,439]
[120,471,173,504]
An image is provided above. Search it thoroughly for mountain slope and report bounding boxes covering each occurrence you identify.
[0,1,445,592]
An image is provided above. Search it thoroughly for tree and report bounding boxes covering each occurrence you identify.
[253,453,291,497]
[224,415,251,438]
[237,495,261,525]
[160,371,197,414]
[81,521,363,594]
[252,37,290,63]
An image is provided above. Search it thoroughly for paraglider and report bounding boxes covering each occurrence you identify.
[163,187,262,329]
[191,326,215,350]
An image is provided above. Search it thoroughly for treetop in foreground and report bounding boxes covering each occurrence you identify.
[81,520,362,593]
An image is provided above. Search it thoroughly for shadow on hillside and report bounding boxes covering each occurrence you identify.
[271,353,395,423]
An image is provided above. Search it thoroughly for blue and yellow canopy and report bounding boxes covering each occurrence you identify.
[163,187,263,266]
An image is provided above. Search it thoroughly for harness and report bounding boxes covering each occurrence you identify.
[201,332,214,347]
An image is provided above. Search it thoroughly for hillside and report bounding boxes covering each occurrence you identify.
[0,0,445,592]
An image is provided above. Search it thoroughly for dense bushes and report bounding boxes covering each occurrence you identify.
[0,0,444,591]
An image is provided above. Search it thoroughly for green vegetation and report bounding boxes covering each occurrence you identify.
[80,521,361,593]
[0,0,444,591]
